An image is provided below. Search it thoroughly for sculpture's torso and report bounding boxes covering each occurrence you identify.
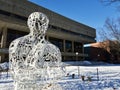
[9,34,62,82]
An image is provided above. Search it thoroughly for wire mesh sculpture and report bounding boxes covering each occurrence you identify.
[9,12,63,90]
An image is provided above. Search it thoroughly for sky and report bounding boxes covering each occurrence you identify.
[29,0,119,40]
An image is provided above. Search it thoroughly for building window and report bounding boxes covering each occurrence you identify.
[0,30,2,46]
[74,42,83,53]
[49,37,63,52]
[65,40,72,52]
[6,29,28,48]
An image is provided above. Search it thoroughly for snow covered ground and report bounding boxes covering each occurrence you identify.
[0,62,120,90]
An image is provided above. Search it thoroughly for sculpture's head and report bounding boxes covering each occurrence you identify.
[27,12,49,35]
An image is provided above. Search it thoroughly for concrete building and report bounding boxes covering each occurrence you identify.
[0,0,96,62]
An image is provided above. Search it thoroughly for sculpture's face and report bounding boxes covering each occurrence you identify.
[27,12,49,34]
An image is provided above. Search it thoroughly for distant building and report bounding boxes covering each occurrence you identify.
[0,0,96,62]
[84,40,120,63]
[84,45,111,62]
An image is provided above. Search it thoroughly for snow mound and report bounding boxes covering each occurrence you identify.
[82,61,92,65]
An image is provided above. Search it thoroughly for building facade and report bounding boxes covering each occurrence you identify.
[84,46,111,62]
[0,0,96,62]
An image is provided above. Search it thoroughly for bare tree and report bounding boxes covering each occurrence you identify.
[100,0,120,11]
[105,18,120,41]
[99,18,120,63]
[100,0,120,5]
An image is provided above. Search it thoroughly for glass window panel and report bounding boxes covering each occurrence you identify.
[49,37,63,52]
[65,40,72,52]
[74,42,83,53]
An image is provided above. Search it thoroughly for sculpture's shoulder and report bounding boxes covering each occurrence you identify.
[44,41,61,60]
[9,35,29,52]
[9,38,22,50]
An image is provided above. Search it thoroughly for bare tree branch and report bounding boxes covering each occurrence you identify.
[100,0,120,5]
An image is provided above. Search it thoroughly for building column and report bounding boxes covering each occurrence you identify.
[72,41,74,53]
[0,28,3,48]
[63,39,66,52]
[46,35,49,41]
[82,43,85,60]
[0,26,7,62]
[82,43,84,53]
[63,39,66,61]
[1,26,7,48]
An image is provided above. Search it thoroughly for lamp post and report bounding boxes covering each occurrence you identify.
[76,52,80,77]
[97,54,100,61]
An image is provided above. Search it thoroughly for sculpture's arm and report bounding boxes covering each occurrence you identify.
[42,44,62,66]
[9,39,21,74]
